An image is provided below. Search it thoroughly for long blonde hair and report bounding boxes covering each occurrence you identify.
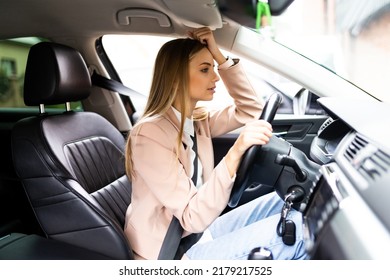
[125,38,208,179]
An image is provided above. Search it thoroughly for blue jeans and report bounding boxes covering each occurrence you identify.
[185,192,307,260]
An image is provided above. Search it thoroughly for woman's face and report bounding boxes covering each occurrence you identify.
[188,48,220,104]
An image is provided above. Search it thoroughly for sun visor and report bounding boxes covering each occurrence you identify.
[163,0,222,29]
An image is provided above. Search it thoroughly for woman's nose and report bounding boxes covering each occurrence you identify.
[213,70,220,82]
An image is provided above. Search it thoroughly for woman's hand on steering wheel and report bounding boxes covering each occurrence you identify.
[225,120,273,178]
[228,92,283,208]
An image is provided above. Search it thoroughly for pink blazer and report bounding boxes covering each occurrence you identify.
[124,61,264,259]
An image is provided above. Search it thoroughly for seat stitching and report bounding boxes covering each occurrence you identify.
[84,138,106,187]
[66,143,91,192]
[100,138,122,178]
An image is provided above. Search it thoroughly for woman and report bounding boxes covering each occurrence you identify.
[124,27,306,260]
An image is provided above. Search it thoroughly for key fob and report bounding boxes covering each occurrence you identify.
[282,219,296,246]
[248,247,273,260]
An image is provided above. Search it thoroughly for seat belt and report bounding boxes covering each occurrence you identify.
[158,132,202,260]
[91,71,143,98]
[158,217,184,260]
[90,71,144,123]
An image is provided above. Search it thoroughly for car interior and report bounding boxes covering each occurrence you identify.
[1,0,390,261]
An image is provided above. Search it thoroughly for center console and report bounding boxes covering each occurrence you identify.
[302,164,345,258]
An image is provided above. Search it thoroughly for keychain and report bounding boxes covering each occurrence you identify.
[276,193,296,246]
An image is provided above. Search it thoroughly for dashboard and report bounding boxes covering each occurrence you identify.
[304,97,390,259]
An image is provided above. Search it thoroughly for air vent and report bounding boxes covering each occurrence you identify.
[344,134,390,182]
[318,117,333,135]
[344,134,368,161]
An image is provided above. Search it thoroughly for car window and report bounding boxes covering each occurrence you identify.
[102,34,322,117]
[222,0,390,103]
[272,0,390,103]
[0,37,83,111]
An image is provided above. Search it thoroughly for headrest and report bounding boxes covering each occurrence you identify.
[24,42,91,106]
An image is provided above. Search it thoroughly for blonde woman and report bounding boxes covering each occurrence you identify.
[124,27,306,260]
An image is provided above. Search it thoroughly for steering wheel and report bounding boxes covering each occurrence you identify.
[228,93,283,207]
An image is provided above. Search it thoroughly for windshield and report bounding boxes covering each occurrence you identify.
[223,0,390,103]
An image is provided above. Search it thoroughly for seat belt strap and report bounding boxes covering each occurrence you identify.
[91,71,142,98]
[158,217,184,260]
[91,71,145,123]
[158,132,201,260]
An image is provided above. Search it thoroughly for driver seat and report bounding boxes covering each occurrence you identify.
[11,42,133,259]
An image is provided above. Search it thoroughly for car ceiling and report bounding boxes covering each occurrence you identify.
[0,0,223,40]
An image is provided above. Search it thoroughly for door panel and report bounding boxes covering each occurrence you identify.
[272,115,328,156]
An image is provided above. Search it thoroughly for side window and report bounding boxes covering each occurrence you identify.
[0,38,82,111]
[102,35,170,115]
[102,34,323,117]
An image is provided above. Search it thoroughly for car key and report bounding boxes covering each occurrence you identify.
[282,219,296,246]
[276,194,296,246]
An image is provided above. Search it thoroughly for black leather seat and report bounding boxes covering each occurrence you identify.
[11,42,133,259]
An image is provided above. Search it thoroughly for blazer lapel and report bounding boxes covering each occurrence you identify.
[164,108,192,178]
